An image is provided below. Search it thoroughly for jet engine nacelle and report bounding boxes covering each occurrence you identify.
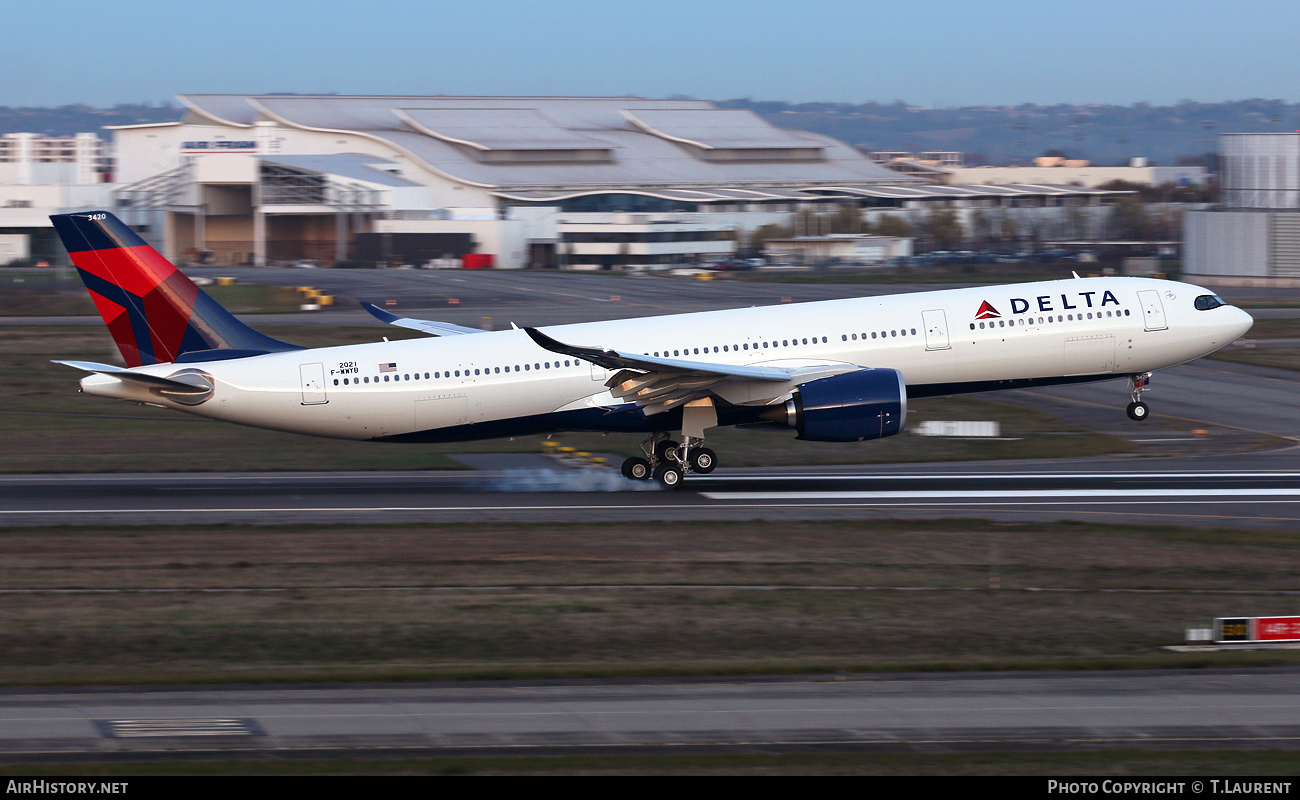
[767,368,907,442]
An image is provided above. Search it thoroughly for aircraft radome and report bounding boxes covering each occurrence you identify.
[49,211,1253,488]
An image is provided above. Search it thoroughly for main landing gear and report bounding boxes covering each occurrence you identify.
[621,432,717,490]
[1126,373,1152,421]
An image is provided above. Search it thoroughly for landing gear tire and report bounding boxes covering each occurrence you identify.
[689,447,717,474]
[652,463,684,489]
[621,457,651,480]
[654,440,680,462]
[1126,401,1150,421]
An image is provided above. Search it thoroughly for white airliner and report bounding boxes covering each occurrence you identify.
[51,211,1253,488]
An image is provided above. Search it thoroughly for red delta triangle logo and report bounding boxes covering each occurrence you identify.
[975,300,1001,320]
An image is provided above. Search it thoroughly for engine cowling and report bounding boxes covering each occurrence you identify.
[765,368,907,442]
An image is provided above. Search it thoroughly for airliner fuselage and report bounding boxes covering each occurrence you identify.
[49,209,1254,488]
[79,276,1251,444]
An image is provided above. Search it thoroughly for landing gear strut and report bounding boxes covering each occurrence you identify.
[621,432,719,489]
[1126,373,1152,421]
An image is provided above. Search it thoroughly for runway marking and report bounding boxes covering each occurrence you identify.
[0,504,701,515]
[76,701,1300,724]
[2,585,1298,595]
[97,718,261,737]
[700,472,1300,481]
[6,471,1299,484]
[703,489,1300,501]
[6,498,1300,517]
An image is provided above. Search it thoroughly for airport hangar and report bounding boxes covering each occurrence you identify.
[1184,132,1300,286]
[108,95,1122,270]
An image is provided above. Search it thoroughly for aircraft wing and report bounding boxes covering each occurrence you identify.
[524,327,853,415]
[361,302,488,336]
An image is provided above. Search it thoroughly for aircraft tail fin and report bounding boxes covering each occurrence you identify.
[50,211,300,366]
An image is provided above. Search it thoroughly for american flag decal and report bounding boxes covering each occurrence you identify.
[379,363,397,373]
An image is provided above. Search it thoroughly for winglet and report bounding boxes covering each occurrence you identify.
[524,327,792,381]
[361,301,403,325]
[524,327,620,370]
[361,301,487,336]
[524,326,577,355]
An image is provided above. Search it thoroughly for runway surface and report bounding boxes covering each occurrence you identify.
[4,454,1300,528]
[4,668,1300,760]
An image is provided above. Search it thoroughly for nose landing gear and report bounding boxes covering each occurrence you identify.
[1126,373,1152,421]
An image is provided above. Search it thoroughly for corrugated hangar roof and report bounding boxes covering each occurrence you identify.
[260,154,424,187]
[396,108,618,152]
[621,108,818,150]
[178,95,921,192]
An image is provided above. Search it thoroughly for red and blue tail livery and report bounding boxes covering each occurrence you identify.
[50,211,299,366]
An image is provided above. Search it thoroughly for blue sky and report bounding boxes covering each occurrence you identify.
[7,0,1300,107]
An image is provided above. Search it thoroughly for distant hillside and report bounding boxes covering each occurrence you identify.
[718,98,1300,166]
[0,104,182,137]
[5,98,1299,168]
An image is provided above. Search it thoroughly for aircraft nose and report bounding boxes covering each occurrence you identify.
[1229,306,1254,340]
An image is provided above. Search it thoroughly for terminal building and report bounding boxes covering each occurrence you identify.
[1184,133,1300,284]
[105,95,1124,269]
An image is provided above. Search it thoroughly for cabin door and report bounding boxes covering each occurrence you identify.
[1136,290,1168,331]
[299,363,328,405]
[922,309,950,350]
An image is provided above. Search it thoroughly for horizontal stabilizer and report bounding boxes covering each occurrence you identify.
[52,360,212,394]
[361,302,487,336]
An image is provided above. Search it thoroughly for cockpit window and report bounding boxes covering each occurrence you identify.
[1194,295,1227,311]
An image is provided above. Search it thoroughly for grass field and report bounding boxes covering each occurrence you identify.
[1,518,1297,687]
[1239,317,1300,339]
[1208,346,1300,371]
